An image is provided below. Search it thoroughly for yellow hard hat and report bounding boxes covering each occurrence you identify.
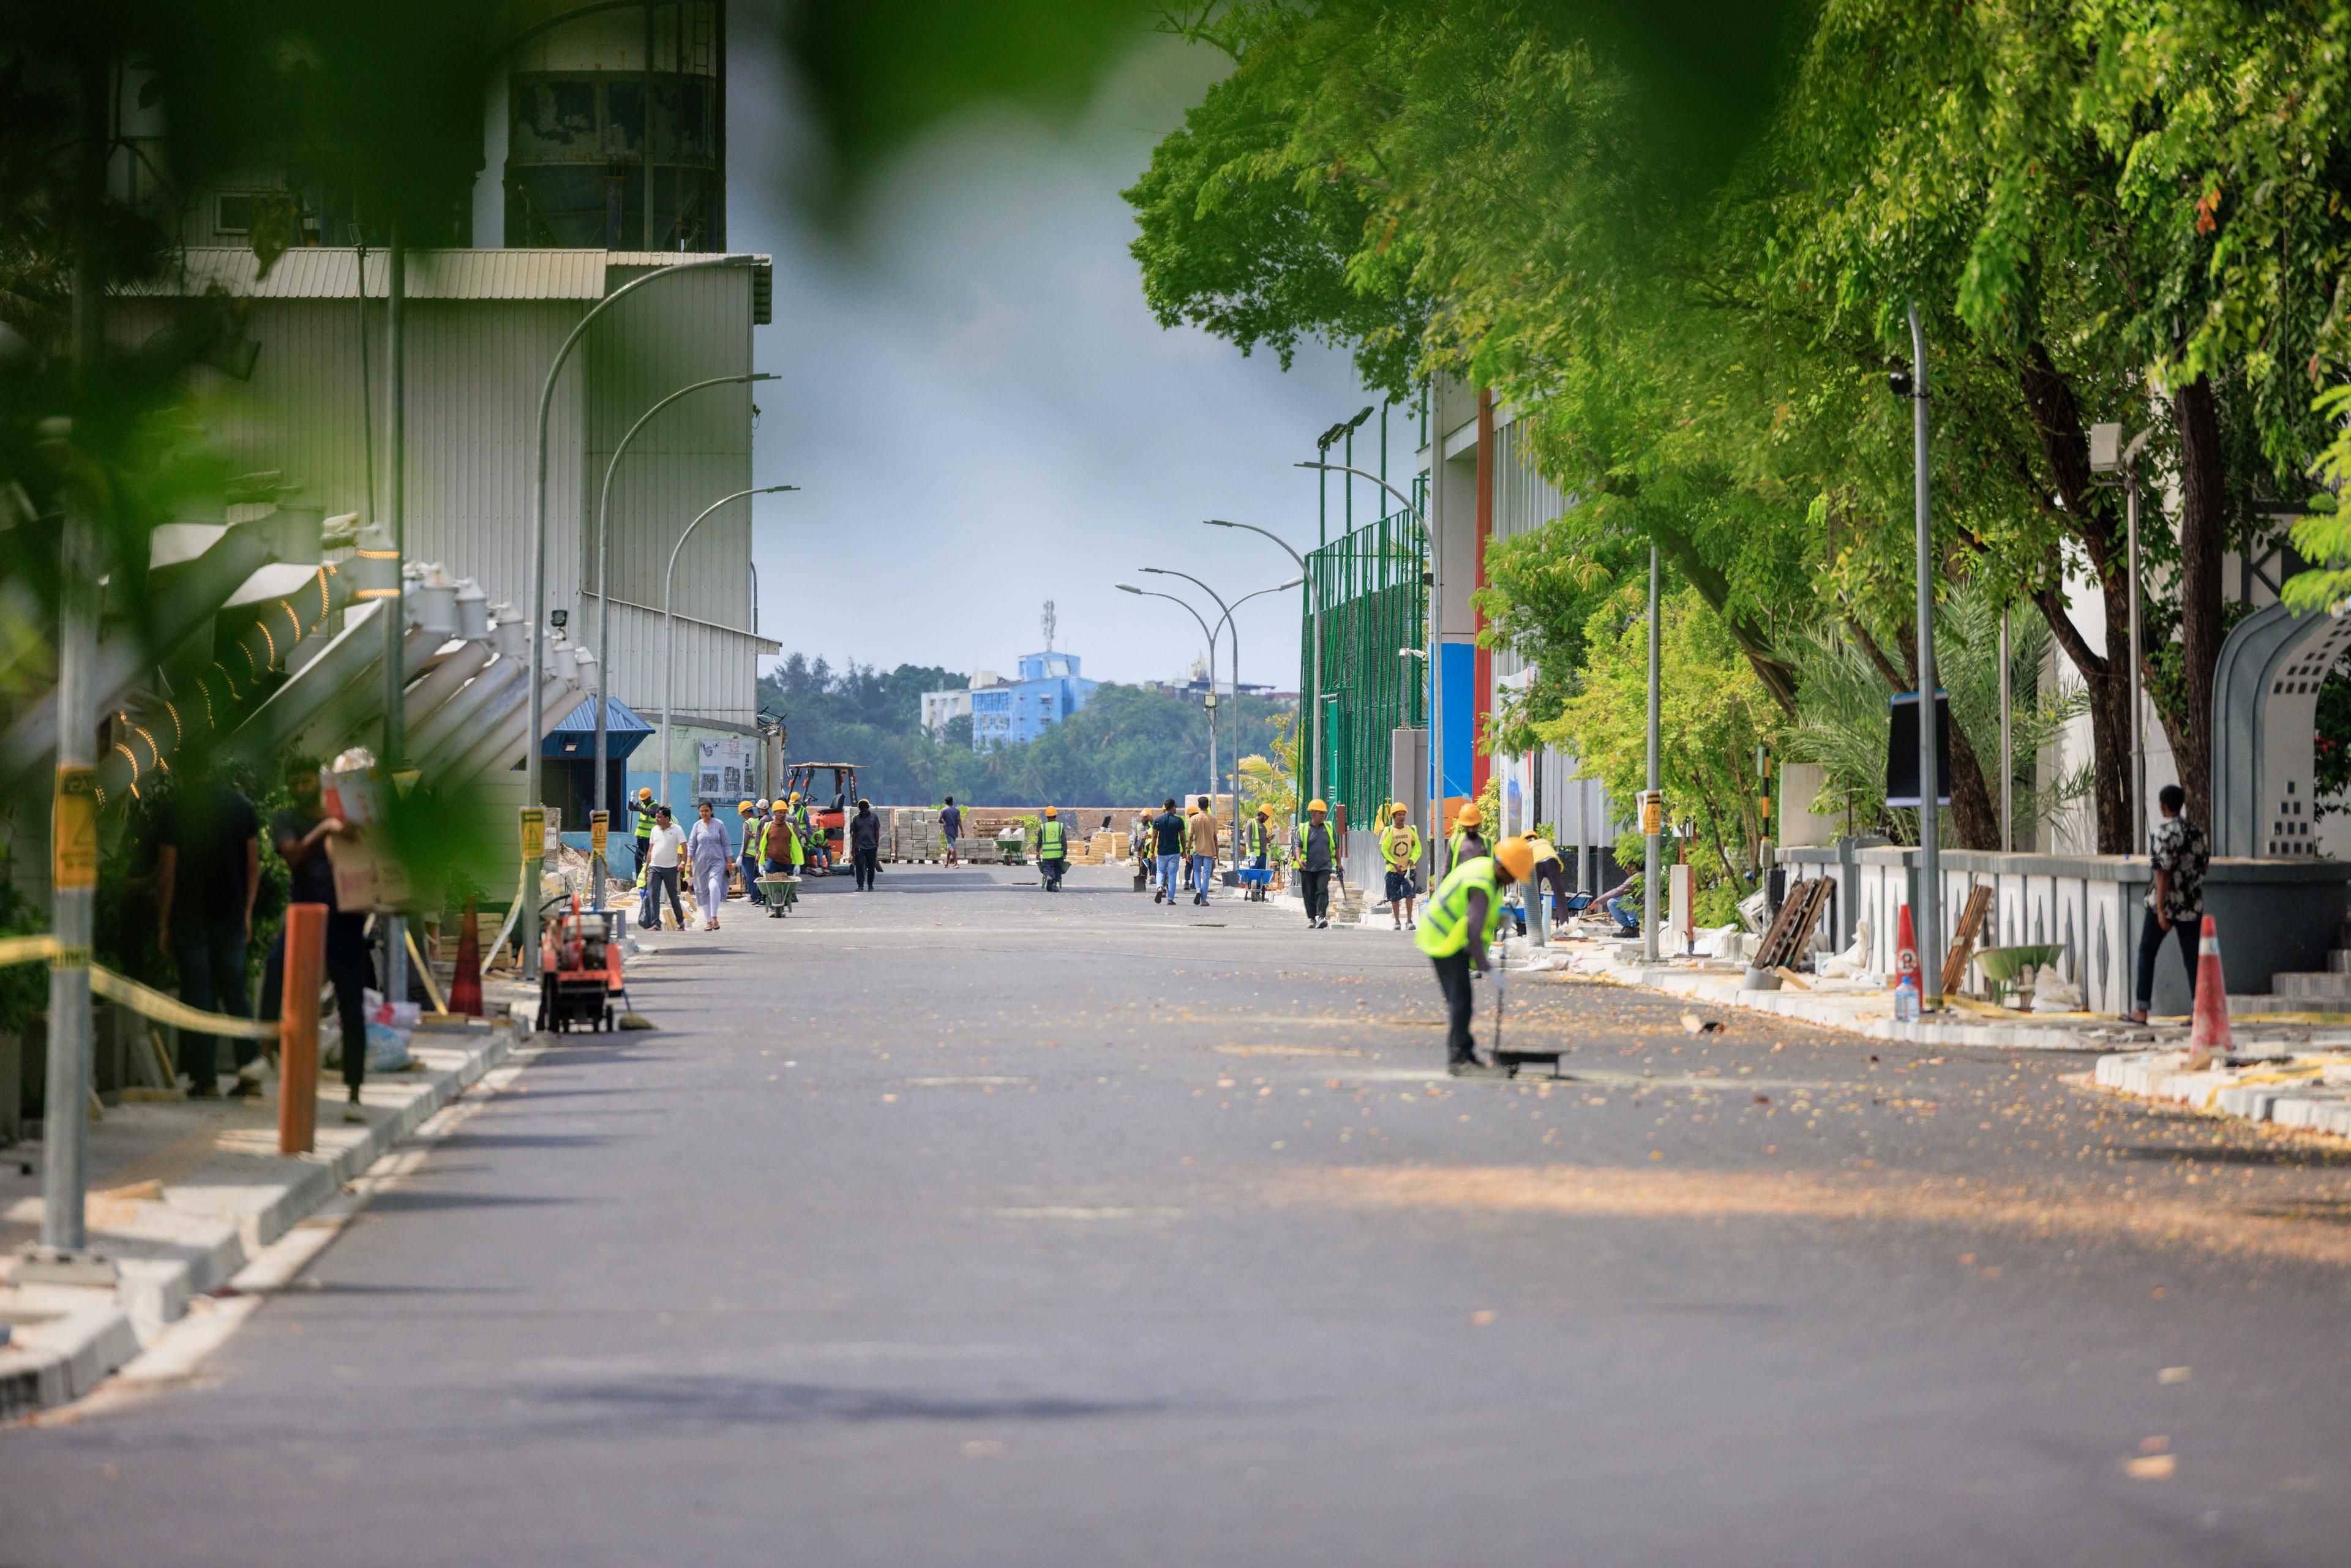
[1493,836,1535,883]
[738,799,754,813]
[1391,803,1408,819]
[1307,798,1328,814]
[1043,806,1057,818]
[637,787,652,801]
[789,792,801,803]
[1455,803,1483,828]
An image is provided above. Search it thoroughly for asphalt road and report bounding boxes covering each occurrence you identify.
[7,863,2351,1566]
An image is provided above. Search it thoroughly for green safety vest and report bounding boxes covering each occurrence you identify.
[1415,856,1504,959]
[634,803,653,841]
[1038,821,1066,857]
[1246,820,1269,856]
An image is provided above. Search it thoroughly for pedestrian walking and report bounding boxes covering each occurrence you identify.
[738,800,767,906]
[641,805,686,929]
[1299,799,1335,928]
[1379,803,1422,931]
[259,757,374,1122]
[940,796,964,866]
[2129,783,2211,1023]
[1037,806,1069,891]
[1188,795,1219,906]
[689,801,732,930]
[1150,797,1186,908]
[152,757,261,1097]
[1419,835,1534,1076]
[849,798,882,890]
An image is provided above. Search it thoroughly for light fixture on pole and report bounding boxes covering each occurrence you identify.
[1905,301,1943,1009]
[1200,574,1302,821]
[1643,544,1662,964]
[1119,582,1221,800]
[1207,520,1321,833]
[661,485,797,815]
[527,253,759,818]
[590,369,777,907]
[2090,419,2153,855]
[1141,566,1239,814]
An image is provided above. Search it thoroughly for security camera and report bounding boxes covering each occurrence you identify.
[1886,367,1914,399]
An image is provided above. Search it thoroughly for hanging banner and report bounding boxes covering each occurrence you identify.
[697,737,751,801]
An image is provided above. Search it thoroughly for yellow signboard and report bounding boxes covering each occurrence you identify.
[590,810,609,858]
[519,806,546,864]
[1640,789,1664,836]
[53,766,97,890]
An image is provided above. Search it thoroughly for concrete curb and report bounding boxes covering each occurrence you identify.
[0,1016,520,1419]
[2091,1047,2351,1139]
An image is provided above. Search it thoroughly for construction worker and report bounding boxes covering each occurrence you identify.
[1299,800,1335,928]
[1242,807,1272,901]
[1187,795,1219,906]
[1418,834,1535,1076]
[1037,806,1068,891]
[1447,802,1488,877]
[1380,803,1423,931]
[765,801,801,880]
[629,785,656,876]
[737,800,765,906]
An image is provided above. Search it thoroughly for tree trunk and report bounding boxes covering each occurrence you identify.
[1651,517,1801,718]
[2170,372,2227,832]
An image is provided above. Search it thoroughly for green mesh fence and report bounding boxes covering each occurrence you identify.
[1299,503,1427,829]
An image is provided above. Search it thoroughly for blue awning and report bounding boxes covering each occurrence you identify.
[542,695,653,760]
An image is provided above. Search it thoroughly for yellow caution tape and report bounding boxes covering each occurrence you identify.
[88,966,278,1040]
[0,933,63,967]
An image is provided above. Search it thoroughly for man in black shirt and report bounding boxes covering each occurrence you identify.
[849,798,882,890]
[1150,798,1186,907]
[260,757,376,1123]
[154,765,260,1095]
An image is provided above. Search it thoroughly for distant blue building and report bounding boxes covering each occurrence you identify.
[969,651,1098,751]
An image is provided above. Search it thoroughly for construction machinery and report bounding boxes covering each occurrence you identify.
[784,762,859,875]
[538,895,624,1033]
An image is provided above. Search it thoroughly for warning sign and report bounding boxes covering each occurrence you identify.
[1639,789,1664,837]
[53,766,96,890]
[519,807,546,864]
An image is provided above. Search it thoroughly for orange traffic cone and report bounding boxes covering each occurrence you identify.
[2185,913,2230,1070]
[448,898,483,1018]
[1893,903,1922,992]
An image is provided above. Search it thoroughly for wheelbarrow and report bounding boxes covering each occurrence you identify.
[756,874,800,918]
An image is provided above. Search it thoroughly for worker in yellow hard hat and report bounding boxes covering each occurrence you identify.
[1300,798,1335,928]
[1037,805,1068,891]
[1419,834,1534,1076]
[629,784,657,877]
[737,800,764,906]
[1446,801,1488,878]
[1379,802,1423,932]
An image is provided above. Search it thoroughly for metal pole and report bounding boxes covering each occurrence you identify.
[1909,301,1943,1008]
[1643,545,1660,965]
[2126,462,2144,857]
[1314,467,1325,819]
[381,222,409,1013]
[662,486,791,814]
[592,370,773,906]
[39,54,108,1262]
[1142,566,1231,809]
[528,255,749,819]
[1998,607,2012,853]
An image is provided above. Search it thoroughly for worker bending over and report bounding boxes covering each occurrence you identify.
[1379,803,1422,931]
[1418,835,1534,1076]
[1038,806,1068,891]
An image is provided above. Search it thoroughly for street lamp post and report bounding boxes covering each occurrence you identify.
[1644,545,1662,964]
[1191,574,1304,822]
[1205,520,1313,825]
[1907,301,1943,1008]
[590,369,776,906]
[528,253,758,816]
[1117,583,1221,800]
[661,485,796,816]
[1141,566,1248,816]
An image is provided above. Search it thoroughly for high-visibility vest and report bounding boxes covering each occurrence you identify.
[1415,856,1504,959]
[634,803,653,841]
[1245,819,1270,856]
[1038,821,1066,857]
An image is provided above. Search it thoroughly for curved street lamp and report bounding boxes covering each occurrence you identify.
[1140,566,1235,808]
[527,252,761,809]
[593,370,777,895]
[1207,518,1322,823]
[1118,582,1221,801]
[660,484,797,813]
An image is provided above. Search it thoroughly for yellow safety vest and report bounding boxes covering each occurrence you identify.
[1039,821,1066,857]
[1382,825,1420,869]
[1415,857,1504,959]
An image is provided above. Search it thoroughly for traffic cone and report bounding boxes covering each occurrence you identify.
[1894,903,1922,992]
[2185,914,2230,1070]
[448,898,483,1018]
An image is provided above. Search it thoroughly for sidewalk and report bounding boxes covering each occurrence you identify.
[0,1011,520,1419]
[2090,1045,2351,1138]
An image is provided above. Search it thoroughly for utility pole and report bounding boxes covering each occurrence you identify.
[31,53,112,1274]
[381,219,408,1013]
[1643,545,1661,965]
[1908,301,1943,1008]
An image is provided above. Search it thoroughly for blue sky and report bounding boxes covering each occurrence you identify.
[727,26,1418,691]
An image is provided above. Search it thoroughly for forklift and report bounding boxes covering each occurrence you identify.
[784,761,860,876]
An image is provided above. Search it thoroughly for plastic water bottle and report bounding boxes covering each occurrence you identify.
[1894,975,1921,1023]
